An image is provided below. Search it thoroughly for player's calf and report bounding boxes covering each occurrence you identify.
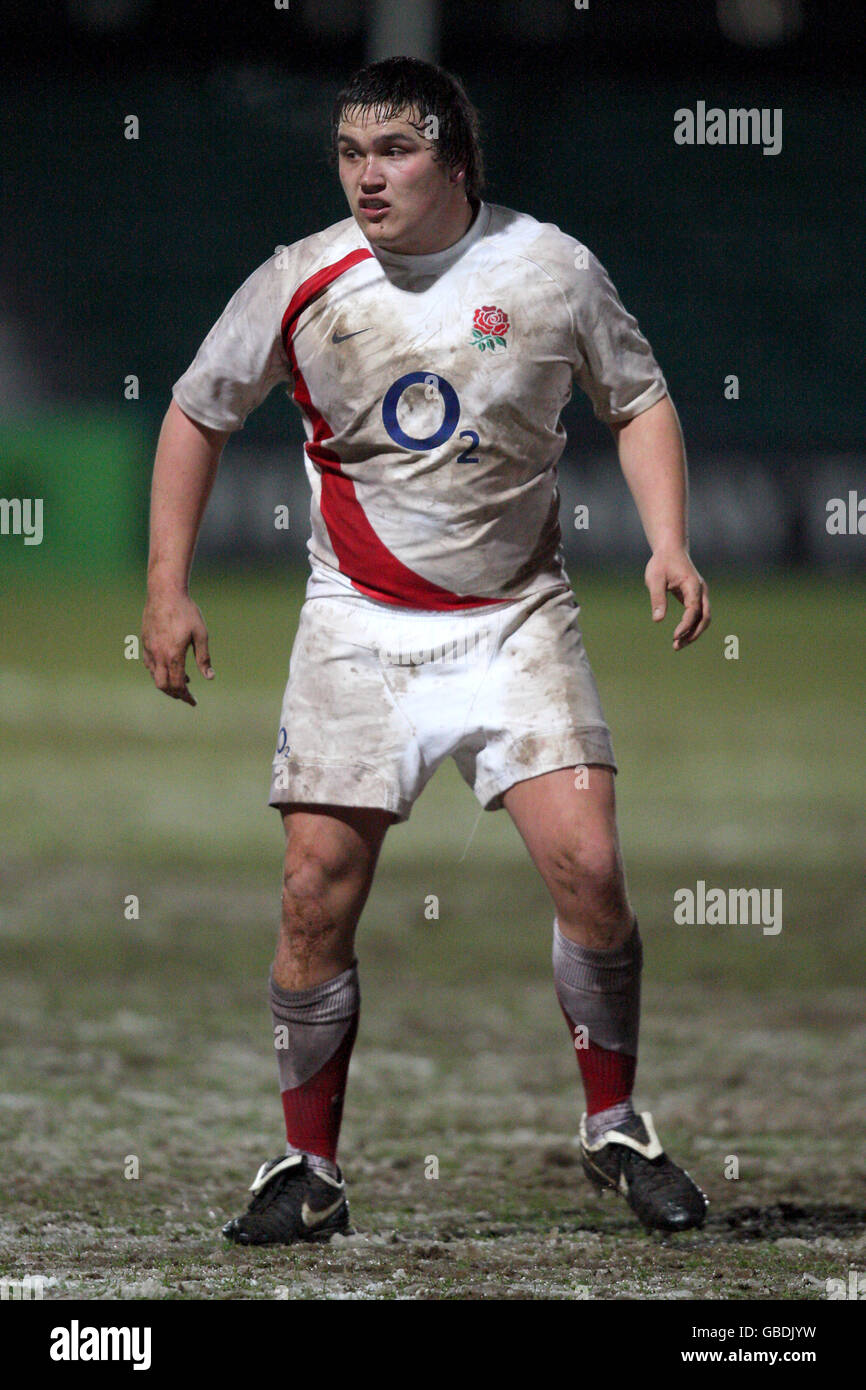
[552,917,708,1232]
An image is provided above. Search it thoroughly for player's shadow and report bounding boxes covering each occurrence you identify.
[715,1202,866,1242]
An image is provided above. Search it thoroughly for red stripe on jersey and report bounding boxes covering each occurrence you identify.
[281,249,375,344]
[282,251,502,611]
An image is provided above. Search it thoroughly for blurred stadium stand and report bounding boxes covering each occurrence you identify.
[1,1,863,572]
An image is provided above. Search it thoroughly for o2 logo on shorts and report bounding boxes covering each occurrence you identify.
[276,726,290,755]
[382,371,479,461]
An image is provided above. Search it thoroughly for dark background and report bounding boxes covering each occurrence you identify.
[1,0,863,571]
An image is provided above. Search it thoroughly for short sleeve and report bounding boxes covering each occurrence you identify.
[172,255,292,431]
[569,250,668,425]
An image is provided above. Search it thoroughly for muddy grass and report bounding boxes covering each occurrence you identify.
[2,576,864,1300]
[1,863,863,1301]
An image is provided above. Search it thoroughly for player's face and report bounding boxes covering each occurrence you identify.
[337,107,467,255]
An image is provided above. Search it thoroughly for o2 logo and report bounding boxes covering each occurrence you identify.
[382,371,479,462]
[276,726,290,755]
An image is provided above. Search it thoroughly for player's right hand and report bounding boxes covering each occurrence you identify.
[141,590,214,707]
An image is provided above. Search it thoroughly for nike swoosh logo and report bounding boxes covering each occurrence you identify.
[301,1195,345,1229]
[332,328,371,344]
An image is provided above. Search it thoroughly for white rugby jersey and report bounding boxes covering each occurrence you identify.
[173,201,667,609]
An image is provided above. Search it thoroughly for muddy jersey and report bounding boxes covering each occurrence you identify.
[173,201,667,609]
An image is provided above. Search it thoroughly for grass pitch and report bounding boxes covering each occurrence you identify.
[1,568,864,1300]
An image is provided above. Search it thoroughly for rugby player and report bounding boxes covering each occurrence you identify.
[142,56,711,1243]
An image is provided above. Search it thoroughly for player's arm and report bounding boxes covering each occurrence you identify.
[142,399,231,706]
[611,393,710,650]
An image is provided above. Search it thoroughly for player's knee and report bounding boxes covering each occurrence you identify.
[280,836,360,941]
[548,835,624,908]
[280,878,337,965]
[283,858,332,920]
[283,833,358,897]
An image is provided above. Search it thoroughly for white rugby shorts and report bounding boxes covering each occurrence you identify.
[268,584,616,821]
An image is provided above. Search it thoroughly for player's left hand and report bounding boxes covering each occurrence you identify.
[645,547,710,650]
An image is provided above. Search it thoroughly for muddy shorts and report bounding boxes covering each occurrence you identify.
[268,583,616,822]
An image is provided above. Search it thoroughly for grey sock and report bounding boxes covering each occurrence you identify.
[269,962,360,1180]
[584,1099,639,1146]
[283,1145,340,1182]
[552,918,642,1055]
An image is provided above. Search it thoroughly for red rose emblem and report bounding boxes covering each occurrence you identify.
[473,305,509,337]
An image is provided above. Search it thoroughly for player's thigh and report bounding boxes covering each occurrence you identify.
[281,803,394,920]
[503,765,629,915]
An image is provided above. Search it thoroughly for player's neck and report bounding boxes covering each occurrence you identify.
[383,197,478,258]
[430,196,477,255]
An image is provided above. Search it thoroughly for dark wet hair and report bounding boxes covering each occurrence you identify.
[330,56,485,202]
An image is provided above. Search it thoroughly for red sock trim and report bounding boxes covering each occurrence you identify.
[280,1016,358,1163]
[559,1003,636,1114]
